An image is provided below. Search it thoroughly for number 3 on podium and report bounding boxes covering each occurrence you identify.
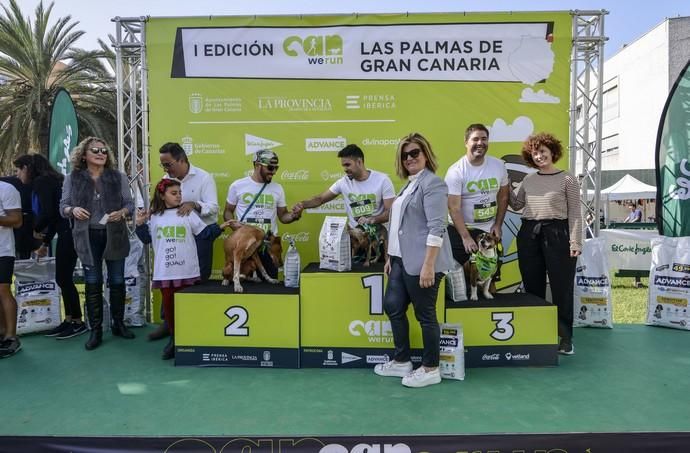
[225,306,249,336]
[490,312,515,341]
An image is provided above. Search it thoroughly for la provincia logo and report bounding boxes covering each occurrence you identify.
[245,134,282,156]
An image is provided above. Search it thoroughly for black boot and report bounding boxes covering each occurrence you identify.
[162,336,175,360]
[110,283,135,339]
[84,283,103,351]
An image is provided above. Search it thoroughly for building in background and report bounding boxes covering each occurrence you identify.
[599,16,690,188]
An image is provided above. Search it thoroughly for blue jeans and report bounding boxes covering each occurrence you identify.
[384,256,443,367]
[83,229,125,286]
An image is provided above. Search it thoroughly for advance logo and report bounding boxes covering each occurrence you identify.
[245,134,282,156]
[306,136,347,152]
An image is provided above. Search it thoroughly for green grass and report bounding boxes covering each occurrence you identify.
[612,275,648,324]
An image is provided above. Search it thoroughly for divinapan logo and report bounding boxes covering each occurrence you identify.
[245,134,282,156]
[283,34,344,65]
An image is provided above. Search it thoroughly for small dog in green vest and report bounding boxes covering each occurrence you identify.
[464,232,500,301]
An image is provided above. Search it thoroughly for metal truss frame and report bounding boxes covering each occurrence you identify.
[112,16,151,313]
[570,10,608,237]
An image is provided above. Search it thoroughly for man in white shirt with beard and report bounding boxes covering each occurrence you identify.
[224,150,302,278]
[445,123,509,269]
[293,144,395,228]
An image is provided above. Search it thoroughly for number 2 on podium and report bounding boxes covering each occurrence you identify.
[225,306,249,336]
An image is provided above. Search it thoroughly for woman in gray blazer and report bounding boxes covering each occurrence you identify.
[374,133,454,388]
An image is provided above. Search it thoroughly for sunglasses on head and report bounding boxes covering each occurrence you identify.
[89,147,109,155]
[260,163,279,172]
[401,148,422,160]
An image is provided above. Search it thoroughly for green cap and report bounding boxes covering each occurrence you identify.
[253,149,279,165]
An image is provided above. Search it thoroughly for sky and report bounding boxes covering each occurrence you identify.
[12,0,690,59]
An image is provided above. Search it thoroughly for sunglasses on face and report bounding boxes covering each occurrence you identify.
[159,161,176,169]
[401,148,422,160]
[89,147,109,155]
[260,163,279,172]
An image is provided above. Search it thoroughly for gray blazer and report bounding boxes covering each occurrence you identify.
[395,170,454,276]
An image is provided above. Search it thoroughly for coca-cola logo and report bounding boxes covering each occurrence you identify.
[281,169,310,181]
[283,232,310,242]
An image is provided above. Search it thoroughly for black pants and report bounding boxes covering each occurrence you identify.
[448,226,485,265]
[55,229,81,319]
[195,235,213,283]
[517,219,576,342]
[384,256,443,367]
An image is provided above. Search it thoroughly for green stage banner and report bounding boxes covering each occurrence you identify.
[146,12,573,287]
[656,59,690,237]
[48,88,78,175]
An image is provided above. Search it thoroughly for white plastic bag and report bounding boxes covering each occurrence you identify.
[646,236,690,330]
[284,235,301,288]
[439,323,465,380]
[445,261,467,302]
[319,216,351,272]
[103,236,146,327]
[14,258,62,335]
[573,238,613,328]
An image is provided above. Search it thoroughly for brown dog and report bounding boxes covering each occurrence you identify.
[221,225,281,293]
[347,223,388,267]
[463,232,500,301]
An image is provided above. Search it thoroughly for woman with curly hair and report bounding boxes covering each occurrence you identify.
[509,132,582,356]
[60,137,135,350]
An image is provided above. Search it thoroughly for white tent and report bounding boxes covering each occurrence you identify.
[600,174,656,201]
[588,174,656,200]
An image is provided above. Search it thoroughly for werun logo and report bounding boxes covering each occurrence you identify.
[346,95,360,109]
[283,34,343,65]
[341,352,362,364]
[244,134,282,156]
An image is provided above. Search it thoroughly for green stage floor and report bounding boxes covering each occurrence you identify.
[2,324,690,437]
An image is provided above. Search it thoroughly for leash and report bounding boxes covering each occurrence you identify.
[240,182,268,222]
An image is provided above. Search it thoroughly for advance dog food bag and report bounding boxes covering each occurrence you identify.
[439,323,465,381]
[319,216,351,272]
[14,258,62,335]
[646,236,690,330]
[574,238,613,328]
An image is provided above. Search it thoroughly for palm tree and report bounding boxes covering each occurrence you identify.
[0,0,116,170]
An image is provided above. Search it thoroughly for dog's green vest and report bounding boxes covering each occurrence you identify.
[471,251,498,281]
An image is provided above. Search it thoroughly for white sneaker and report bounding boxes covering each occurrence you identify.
[402,367,441,388]
[374,360,413,377]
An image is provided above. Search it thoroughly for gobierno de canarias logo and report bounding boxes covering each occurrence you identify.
[283,34,343,65]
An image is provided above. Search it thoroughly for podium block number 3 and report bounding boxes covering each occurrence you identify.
[490,312,514,341]
[225,306,249,336]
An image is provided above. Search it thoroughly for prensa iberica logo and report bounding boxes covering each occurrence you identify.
[283,34,343,65]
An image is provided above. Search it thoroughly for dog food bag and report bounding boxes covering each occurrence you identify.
[284,235,301,288]
[14,258,62,335]
[439,323,465,381]
[103,236,146,327]
[573,238,613,329]
[319,216,351,272]
[445,261,468,302]
[646,236,690,330]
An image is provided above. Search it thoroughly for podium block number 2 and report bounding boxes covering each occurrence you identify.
[225,306,249,336]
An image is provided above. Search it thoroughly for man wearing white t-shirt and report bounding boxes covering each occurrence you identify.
[0,181,23,359]
[445,123,509,267]
[224,150,301,277]
[293,144,395,227]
